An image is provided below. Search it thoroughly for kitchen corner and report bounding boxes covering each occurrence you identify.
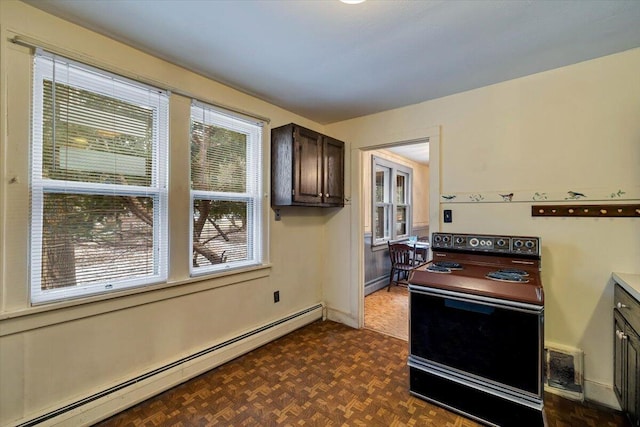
[613,272,640,301]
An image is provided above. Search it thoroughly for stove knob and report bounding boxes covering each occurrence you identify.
[514,240,523,248]
[455,237,464,244]
[442,236,451,243]
[434,235,442,243]
[497,239,506,247]
[469,238,479,247]
[525,240,535,248]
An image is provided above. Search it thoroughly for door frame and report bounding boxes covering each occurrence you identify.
[354,126,441,328]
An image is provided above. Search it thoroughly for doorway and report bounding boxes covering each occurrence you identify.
[361,140,430,341]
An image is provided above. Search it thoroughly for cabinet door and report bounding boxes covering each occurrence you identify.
[615,309,626,406]
[323,136,344,206]
[627,326,640,426]
[293,126,323,204]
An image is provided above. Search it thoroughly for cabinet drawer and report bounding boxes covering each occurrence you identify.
[615,284,640,332]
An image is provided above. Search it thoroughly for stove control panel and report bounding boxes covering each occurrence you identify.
[431,232,540,256]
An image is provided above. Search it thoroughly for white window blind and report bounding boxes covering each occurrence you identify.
[30,50,169,304]
[190,101,263,275]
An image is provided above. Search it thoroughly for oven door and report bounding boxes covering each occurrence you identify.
[409,285,543,397]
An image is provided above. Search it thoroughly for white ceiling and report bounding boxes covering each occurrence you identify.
[386,144,430,166]
[24,0,640,127]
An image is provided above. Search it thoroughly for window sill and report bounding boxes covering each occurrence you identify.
[0,263,272,336]
[371,242,389,252]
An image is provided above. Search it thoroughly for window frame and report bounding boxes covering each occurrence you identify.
[371,156,413,246]
[189,101,264,277]
[29,51,169,305]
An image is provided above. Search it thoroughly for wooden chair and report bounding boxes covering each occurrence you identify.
[387,243,415,291]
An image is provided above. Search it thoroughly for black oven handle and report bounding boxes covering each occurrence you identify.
[408,284,543,314]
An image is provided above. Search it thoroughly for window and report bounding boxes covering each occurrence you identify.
[190,101,263,275]
[30,51,169,304]
[372,156,412,245]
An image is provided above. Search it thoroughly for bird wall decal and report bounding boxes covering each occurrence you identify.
[499,193,514,201]
[566,191,586,199]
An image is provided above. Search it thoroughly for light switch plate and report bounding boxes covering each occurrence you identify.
[444,209,452,223]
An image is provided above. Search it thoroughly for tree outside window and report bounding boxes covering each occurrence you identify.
[31,52,169,304]
[190,103,263,275]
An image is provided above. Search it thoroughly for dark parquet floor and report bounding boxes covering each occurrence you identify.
[95,320,629,427]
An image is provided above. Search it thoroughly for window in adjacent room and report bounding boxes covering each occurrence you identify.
[30,50,169,304]
[372,156,412,245]
[190,101,263,275]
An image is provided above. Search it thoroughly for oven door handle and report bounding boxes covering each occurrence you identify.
[409,284,544,314]
[511,260,535,265]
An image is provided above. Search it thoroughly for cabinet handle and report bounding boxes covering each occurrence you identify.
[617,302,628,309]
[318,193,322,197]
[326,193,329,198]
[617,329,628,340]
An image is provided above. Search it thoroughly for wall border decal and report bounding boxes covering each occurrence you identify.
[440,187,640,204]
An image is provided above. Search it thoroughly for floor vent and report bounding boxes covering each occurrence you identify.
[544,343,584,401]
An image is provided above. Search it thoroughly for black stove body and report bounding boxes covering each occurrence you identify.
[408,232,545,427]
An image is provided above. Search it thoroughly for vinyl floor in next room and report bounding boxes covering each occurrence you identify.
[95,319,629,426]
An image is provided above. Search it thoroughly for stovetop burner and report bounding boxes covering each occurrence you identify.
[426,264,453,273]
[433,261,463,270]
[486,271,530,283]
[496,268,529,276]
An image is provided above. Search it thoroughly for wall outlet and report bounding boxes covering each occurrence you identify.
[273,290,280,303]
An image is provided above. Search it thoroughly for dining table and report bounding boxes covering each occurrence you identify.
[400,238,430,265]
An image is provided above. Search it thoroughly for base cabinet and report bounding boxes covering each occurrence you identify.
[614,284,640,426]
[271,123,344,207]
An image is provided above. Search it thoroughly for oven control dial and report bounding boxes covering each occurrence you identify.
[497,239,506,247]
[455,237,465,244]
[514,240,523,248]
[442,236,451,243]
[469,238,479,247]
[525,240,535,248]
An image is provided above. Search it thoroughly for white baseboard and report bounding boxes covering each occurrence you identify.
[14,304,323,427]
[583,379,621,410]
[325,307,358,328]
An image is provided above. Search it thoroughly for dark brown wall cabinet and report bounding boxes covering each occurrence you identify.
[271,123,345,207]
[614,284,640,426]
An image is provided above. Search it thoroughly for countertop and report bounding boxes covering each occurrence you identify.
[613,272,640,301]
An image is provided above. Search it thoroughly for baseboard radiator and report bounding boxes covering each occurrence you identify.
[15,303,324,427]
[544,343,584,401]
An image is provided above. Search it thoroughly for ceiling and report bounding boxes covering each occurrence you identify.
[386,144,429,166]
[24,0,640,126]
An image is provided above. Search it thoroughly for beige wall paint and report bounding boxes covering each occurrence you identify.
[326,48,640,406]
[362,149,430,235]
[0,2,330,424]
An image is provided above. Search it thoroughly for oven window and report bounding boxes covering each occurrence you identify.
[410,291,542,395]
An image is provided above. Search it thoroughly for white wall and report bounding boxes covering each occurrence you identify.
[0,2,330,425]
[326,47,640,407]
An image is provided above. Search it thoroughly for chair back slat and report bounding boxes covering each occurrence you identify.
[388,243,414,267]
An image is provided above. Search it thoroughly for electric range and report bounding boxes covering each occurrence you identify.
[408,232,545,427]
